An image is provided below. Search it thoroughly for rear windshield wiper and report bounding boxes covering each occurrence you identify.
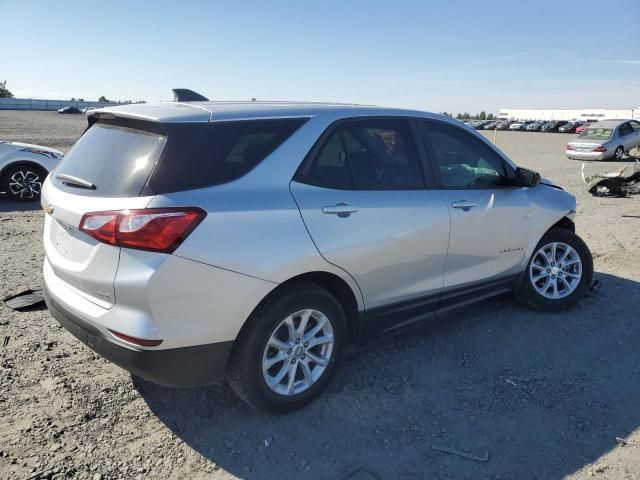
[55,174,96,190]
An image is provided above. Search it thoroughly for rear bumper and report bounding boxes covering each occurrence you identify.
[44,285,234,387]
[566,150,607,161]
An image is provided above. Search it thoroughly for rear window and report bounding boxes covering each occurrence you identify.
[53,118,307,197]
[579,128,613,140]
[53,123,167,197]
[146,118,307,194]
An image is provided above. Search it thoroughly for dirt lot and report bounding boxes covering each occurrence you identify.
[1,110,640,480]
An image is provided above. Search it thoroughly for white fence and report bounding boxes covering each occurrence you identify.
[0,98,120,111]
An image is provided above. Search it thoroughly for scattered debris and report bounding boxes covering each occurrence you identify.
[2,288,46,312]
[431,444,490,462]
[581,161,640,197]
[25,466,54,480]
[615,437,638,447]
[505,378,518,387]
[2,335,9,348]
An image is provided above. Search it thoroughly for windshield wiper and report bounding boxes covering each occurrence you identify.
[55,174,96,190]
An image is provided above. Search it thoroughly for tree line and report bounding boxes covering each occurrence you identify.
[0,81,143,104]
[439,111,496,120]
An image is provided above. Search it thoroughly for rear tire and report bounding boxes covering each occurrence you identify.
[613,146,624,161]
[1,164,47,201]
[227,281,347,413]
[516,228,593,311]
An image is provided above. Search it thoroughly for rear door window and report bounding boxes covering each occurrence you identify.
[148,118,307,194]
[53,123,167,197]
[619,123,633,136]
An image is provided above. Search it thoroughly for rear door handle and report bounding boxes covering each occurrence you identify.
[451,200,476,211]
[322,203,358,216]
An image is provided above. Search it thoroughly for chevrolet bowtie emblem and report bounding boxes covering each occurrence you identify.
[44,203,54,215]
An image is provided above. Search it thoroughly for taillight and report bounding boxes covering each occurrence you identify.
[566,144,575,150]
[79,207,206,253]
[592,146,607,152]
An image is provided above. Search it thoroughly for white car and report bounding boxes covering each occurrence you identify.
[509,121,527,131]
[81,107,97,114]
[0,141,63,201]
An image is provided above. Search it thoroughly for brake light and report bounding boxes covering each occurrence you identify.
[79,207,206,253]
[566,144,575,150]
[592,146,607,152]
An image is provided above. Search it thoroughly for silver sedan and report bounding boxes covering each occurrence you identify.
[566,120,640,161]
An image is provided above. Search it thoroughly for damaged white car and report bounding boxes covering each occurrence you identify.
[0,141,64,201]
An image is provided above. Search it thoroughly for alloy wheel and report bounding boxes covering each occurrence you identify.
[262,309,334,396]
[614,147,624,161]
[529,242,582,300]
[8,170,42,199]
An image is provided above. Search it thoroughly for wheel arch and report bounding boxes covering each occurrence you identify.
[549,215,575,233]
[0,160,49,182]
[518,212,578,289]
[239,271,363,343]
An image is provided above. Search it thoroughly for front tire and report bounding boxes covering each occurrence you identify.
[1,165,47,201]
[516,228,593,311]
[227,282,347,413]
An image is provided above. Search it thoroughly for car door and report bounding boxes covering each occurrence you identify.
[419,120,533,306]
[290,118,451,332]
[619,122,637,150]
[630,121,640,148]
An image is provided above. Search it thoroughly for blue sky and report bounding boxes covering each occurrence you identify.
[2,0,638,113]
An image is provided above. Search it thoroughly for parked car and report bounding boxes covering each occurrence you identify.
[0,141,63,201]
[566,120,640,161]
[526,122,544,132]
[42,98,593,413]
[57,106,81,114]
[575,123,591,134]
[471,121,490,130]
[496,121,512,130]
[483,121,498,130]
[509,121,531,131]
[541,121,568,133]
[558,122,582,133]
[81,107,97,114]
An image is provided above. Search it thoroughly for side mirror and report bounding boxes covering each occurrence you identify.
[515,167,541,188]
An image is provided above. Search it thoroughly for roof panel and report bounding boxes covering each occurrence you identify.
[90,101,429,123]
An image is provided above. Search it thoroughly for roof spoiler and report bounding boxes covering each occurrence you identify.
[172,88,209,102]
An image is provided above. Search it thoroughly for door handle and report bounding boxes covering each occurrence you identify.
[322,203,358,217]
[451,200,476,211]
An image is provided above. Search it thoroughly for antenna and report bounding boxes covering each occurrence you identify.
[172,89,209,102]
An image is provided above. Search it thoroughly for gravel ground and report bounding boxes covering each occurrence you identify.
[1,110,640,480]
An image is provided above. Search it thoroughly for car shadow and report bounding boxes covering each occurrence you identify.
[135,272,640,479]
[0,196,42,212]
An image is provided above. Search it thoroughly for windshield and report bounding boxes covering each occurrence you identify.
[578,128,613,140]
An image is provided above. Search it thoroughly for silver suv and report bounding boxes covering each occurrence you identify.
[42,100,593,413]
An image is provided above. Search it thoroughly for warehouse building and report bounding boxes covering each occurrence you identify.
[498,107,640,122]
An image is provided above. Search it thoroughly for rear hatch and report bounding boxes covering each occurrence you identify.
[42,121,167,308]
[42,113,308,309]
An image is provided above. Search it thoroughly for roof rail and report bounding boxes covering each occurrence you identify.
[172,89,209,102]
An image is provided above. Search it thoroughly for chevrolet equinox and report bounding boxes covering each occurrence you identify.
[42,99,593,413]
